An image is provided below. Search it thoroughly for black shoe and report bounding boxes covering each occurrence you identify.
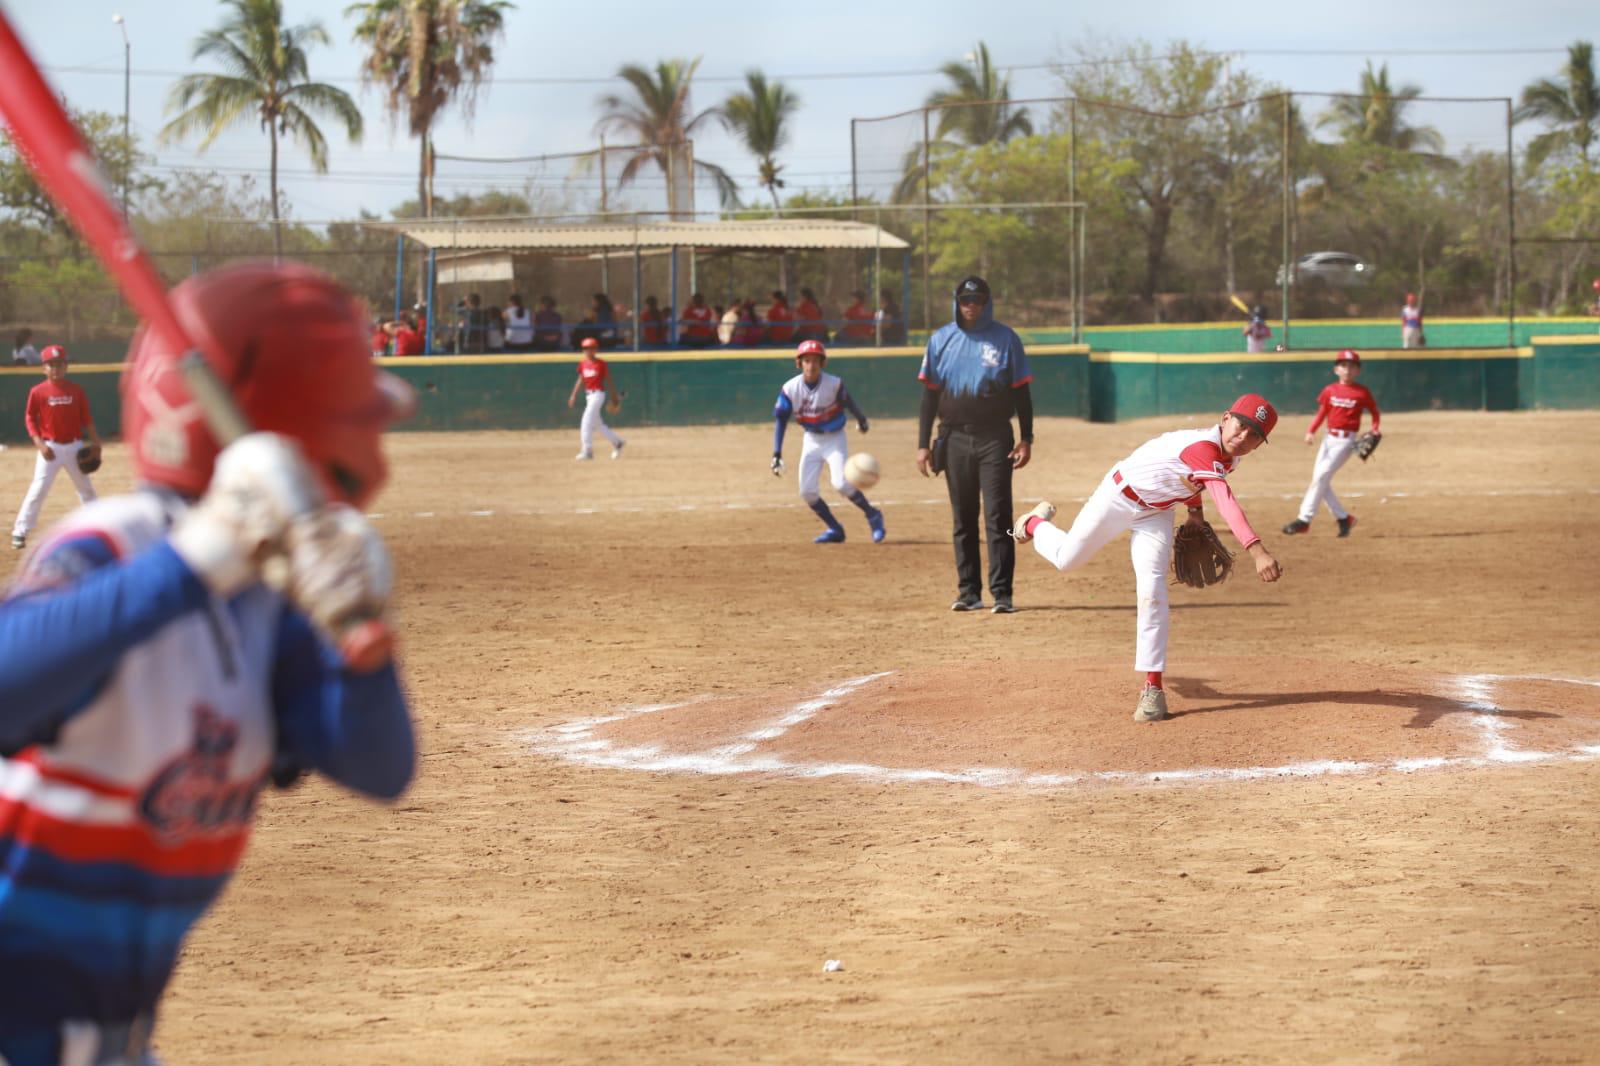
[1337,515,1357,538]
[990,598,1015,614]
[9,534,23,550]
[950,595,983,612]
[1282,519,1310,535]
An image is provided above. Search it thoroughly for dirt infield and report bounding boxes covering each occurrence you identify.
[6,409,1599,1062]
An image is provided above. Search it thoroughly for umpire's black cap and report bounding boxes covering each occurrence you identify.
[955,275,990,301]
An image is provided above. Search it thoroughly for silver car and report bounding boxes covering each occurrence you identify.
[1277,251,1373,287]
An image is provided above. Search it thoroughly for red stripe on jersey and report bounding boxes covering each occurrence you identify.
[0,796,253,877]
[13,751,140,799]
[1011,374,1033,388]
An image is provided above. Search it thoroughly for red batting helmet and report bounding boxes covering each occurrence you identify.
[795,338,827,367]
[580,336,600,351]
[1335,348,1362,365]
[121,260,413,508]
[40,344,67,363]
[1227,393,1278,440]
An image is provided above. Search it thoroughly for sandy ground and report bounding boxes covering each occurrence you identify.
[6,408,1599,1063]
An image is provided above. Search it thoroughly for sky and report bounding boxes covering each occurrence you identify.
[6,0,1591,223]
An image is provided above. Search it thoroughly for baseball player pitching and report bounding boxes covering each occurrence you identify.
[771,339,885,543]
[0,262,416,1064]
[1283,349,1381,538]
[1011,394,1285,722]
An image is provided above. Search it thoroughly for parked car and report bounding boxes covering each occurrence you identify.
[1276,251,1373,287]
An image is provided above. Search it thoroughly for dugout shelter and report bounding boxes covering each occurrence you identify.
[378,217,913,354]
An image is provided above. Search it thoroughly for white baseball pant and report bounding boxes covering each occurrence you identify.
[1030,473,1176,672]
[1296,433,1357,524]
[797,428,848,503]
[579,390,623,455]
[13,440,96,539]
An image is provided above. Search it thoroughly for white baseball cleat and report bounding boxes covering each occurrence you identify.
[574,451,593,461]
[611,439,626,460]
[1133,684,1169,723]
[1009,501,1057,543]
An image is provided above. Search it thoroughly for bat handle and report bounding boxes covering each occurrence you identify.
[338,618,395,674]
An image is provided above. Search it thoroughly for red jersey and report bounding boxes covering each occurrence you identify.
[392,326,423,356]
[840,300,875,341]
[795,299,826,340]
[1308,382,1380,435]
[641,307,666,345]
[25,379,93,442]
[681,304,716,341]
[370,327,390,355]
[765,301,794,344]
[577,355,610,392]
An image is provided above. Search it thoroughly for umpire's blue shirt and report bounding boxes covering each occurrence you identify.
[918,294,1032,429]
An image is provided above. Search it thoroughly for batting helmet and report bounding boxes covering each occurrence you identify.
[40,344,67,363]
[795,338,827,367]
[580,336,600,351]
[1335,348,1362,365]
[121,260,413,509]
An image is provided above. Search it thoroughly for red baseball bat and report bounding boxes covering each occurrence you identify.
[0,12,391,671]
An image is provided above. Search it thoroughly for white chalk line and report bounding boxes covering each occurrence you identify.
[368,486,1599,523]
[518,671,1600,790]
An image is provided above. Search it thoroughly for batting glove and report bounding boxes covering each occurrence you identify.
[276,504,394,657]
[169,433,318,596]
[771,453,785,477]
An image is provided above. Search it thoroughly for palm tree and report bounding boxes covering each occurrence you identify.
[1514,41,1600,170]
[722,71,800,214]
[162,0,362,257]
[1317,62,1444,154]
[927,42,1033,147]
[596,57,737,214]
[346,0,513,218]
[893,42,1032,203]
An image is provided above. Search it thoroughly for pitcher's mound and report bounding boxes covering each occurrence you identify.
[532,659,1600,786]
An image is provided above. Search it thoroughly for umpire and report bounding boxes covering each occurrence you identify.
[915,275,1034,613]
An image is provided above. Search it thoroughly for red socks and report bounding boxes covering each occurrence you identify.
[1146,671,1163,689]
[1024,515,1045,537]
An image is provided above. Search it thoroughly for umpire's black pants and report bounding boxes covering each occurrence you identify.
[943,423,1015,601]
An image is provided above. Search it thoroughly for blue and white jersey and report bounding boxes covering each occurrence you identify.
[775,371,849,434]
[0,491,413,1060]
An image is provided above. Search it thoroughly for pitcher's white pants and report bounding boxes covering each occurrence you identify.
[1031,474,1176,672]
[13,441,96,539]
[797,428,848,502]
[1296,434,1357,523]
[579,390,623,455]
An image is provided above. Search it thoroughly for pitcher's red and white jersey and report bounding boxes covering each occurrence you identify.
[1115,426,1240,509]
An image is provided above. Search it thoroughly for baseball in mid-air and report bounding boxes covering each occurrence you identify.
[844,452,880,489]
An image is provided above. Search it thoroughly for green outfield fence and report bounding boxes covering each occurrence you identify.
[4,335,1596,441]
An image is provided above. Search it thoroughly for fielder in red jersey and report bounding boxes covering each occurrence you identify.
[11,345,102,550]
[1283,349,1381,538]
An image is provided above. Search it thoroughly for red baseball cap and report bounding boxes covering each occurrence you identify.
[40,344,67,363]
[1228,393,1278,440]
[1405,292,1417,302]
[580,336,600,350]
[1335,348,1361,364]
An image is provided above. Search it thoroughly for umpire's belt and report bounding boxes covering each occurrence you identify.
[943,422,1003,435]
[1111,469,1174,510]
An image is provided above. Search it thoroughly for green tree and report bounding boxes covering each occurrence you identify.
[1515,41,1600,170]
[347,0,514,219]
[595,57,737,213]
[722,72,800,214]
[162,0,362,258]
[1317,62,1444,154]
[389,189,532,218]
[892,42,1033,204]
[1,105,158,243]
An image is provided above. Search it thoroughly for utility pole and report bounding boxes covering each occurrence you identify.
[112,14,130,217]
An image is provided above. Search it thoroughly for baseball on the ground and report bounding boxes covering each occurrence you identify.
[844,452,880,489]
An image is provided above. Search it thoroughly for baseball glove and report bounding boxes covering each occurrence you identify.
[1172,521,1234,589]
[1354,431,1381,461]
[606,390,624,414]
[76,443,102,474]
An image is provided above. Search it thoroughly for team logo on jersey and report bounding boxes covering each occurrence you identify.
[1213,461,1229,476]
[139,704,263,841]
[980,342,1002,368]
